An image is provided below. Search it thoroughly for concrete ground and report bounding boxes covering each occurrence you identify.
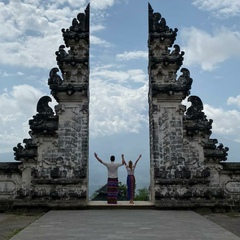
[0,212,43,240]
[0,209,239,240]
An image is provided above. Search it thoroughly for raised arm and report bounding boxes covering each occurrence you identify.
[121,154,126,166]
[94,152,103,164]
[133,154,142,168]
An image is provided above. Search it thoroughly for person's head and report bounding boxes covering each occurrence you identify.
[110,155,115,162]
[129,160,133,168]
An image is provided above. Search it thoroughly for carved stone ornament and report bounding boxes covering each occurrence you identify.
[151,67,192,97]
[204,143,229,162]
[29,96,58,136]
[62,4,89,46]
[148,3,177,45]
[184,96,216,137]
[13,138,37,161]
[55,45,88,67]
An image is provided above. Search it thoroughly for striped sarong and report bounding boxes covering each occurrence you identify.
[127,175,135,200]
[107,177,118,204]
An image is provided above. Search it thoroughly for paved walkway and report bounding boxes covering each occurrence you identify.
[10,209,240,240]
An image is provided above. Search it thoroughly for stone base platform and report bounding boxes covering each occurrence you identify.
[87,200,155,209]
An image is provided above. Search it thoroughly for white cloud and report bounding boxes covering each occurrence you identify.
[0,85,44,153]
[0,1,72,69]
[91,67,147,83]
[0,35,59,69]
[193,0,240,18]
[181,27,240,71]
[91,0,115,10]
[90,66,148,137]
[0,1,115,69]
[227,95,240,107]
[90,24,106,33]
[116,51,148,61]
[204,104,240,139]
[90,35,112,47]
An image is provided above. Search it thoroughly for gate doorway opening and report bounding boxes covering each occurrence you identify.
[89,128,151,204]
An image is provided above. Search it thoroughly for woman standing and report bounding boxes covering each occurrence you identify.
[123,154,142,204]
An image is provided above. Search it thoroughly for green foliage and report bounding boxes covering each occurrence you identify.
[90,191,98,200]
[90,183,150,201]
[118,182,127,195]
[134,187,149,201]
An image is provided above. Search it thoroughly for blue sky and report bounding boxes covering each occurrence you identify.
[1,0,240,195]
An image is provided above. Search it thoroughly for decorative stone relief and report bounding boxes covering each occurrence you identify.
[225,181,240,194]
[0,181,16,194]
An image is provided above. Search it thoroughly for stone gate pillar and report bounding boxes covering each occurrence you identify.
[47,4,90,205]
[12,4,90,208]
[148,3,191,204]
[148,4,231,208]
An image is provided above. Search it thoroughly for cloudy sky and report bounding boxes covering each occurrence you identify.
[1,0,240,195]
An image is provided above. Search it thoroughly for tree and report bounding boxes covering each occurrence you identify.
[90,184,150,201]
[134,187,149,201]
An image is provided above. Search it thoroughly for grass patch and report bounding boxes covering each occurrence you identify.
[4,228,24,240]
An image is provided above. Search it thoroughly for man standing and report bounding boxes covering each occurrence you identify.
[94,152,124,204]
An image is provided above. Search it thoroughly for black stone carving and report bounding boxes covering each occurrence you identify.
[16,188,29,199]
[29,96,58,135]
[184,96,213,137]
[151,67,192,96]
[185,119,213,137]
[155,186,224,200]
[48,67,63,88]
[68,190,86,199]
[204,139,218,149]
[177,68,193,91]
[0,162,22,173]
[201,167,210,178]
[55,45,88,67]
[49,5,90,100]
[204,143,229,162]
[62,4,89,45]
[36,96,54,116]
[185,96,205,120]
[48,67,88,100]
[184,96,229,161]
[50,189,61,199]
[50,167,60,179]
[182,167,191,179]
[148,3,177,45]
[73,167,86,178]
[13,138,37,161]
[150,50,184,68]
[56,4,89,70]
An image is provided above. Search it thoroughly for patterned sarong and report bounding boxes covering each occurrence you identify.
[127,175,135,200]
[107,177,118,204]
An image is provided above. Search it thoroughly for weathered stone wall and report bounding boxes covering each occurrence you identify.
[0,163,22,200]
[148,3,240,209]
[220,163,240,201]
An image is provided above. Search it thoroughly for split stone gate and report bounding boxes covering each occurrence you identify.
[0,4,240,210]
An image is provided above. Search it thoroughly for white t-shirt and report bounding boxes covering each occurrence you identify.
[102,162,123,178]
[126,166,135,175]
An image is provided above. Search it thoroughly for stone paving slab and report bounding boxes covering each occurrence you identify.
[10,210,240,240]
